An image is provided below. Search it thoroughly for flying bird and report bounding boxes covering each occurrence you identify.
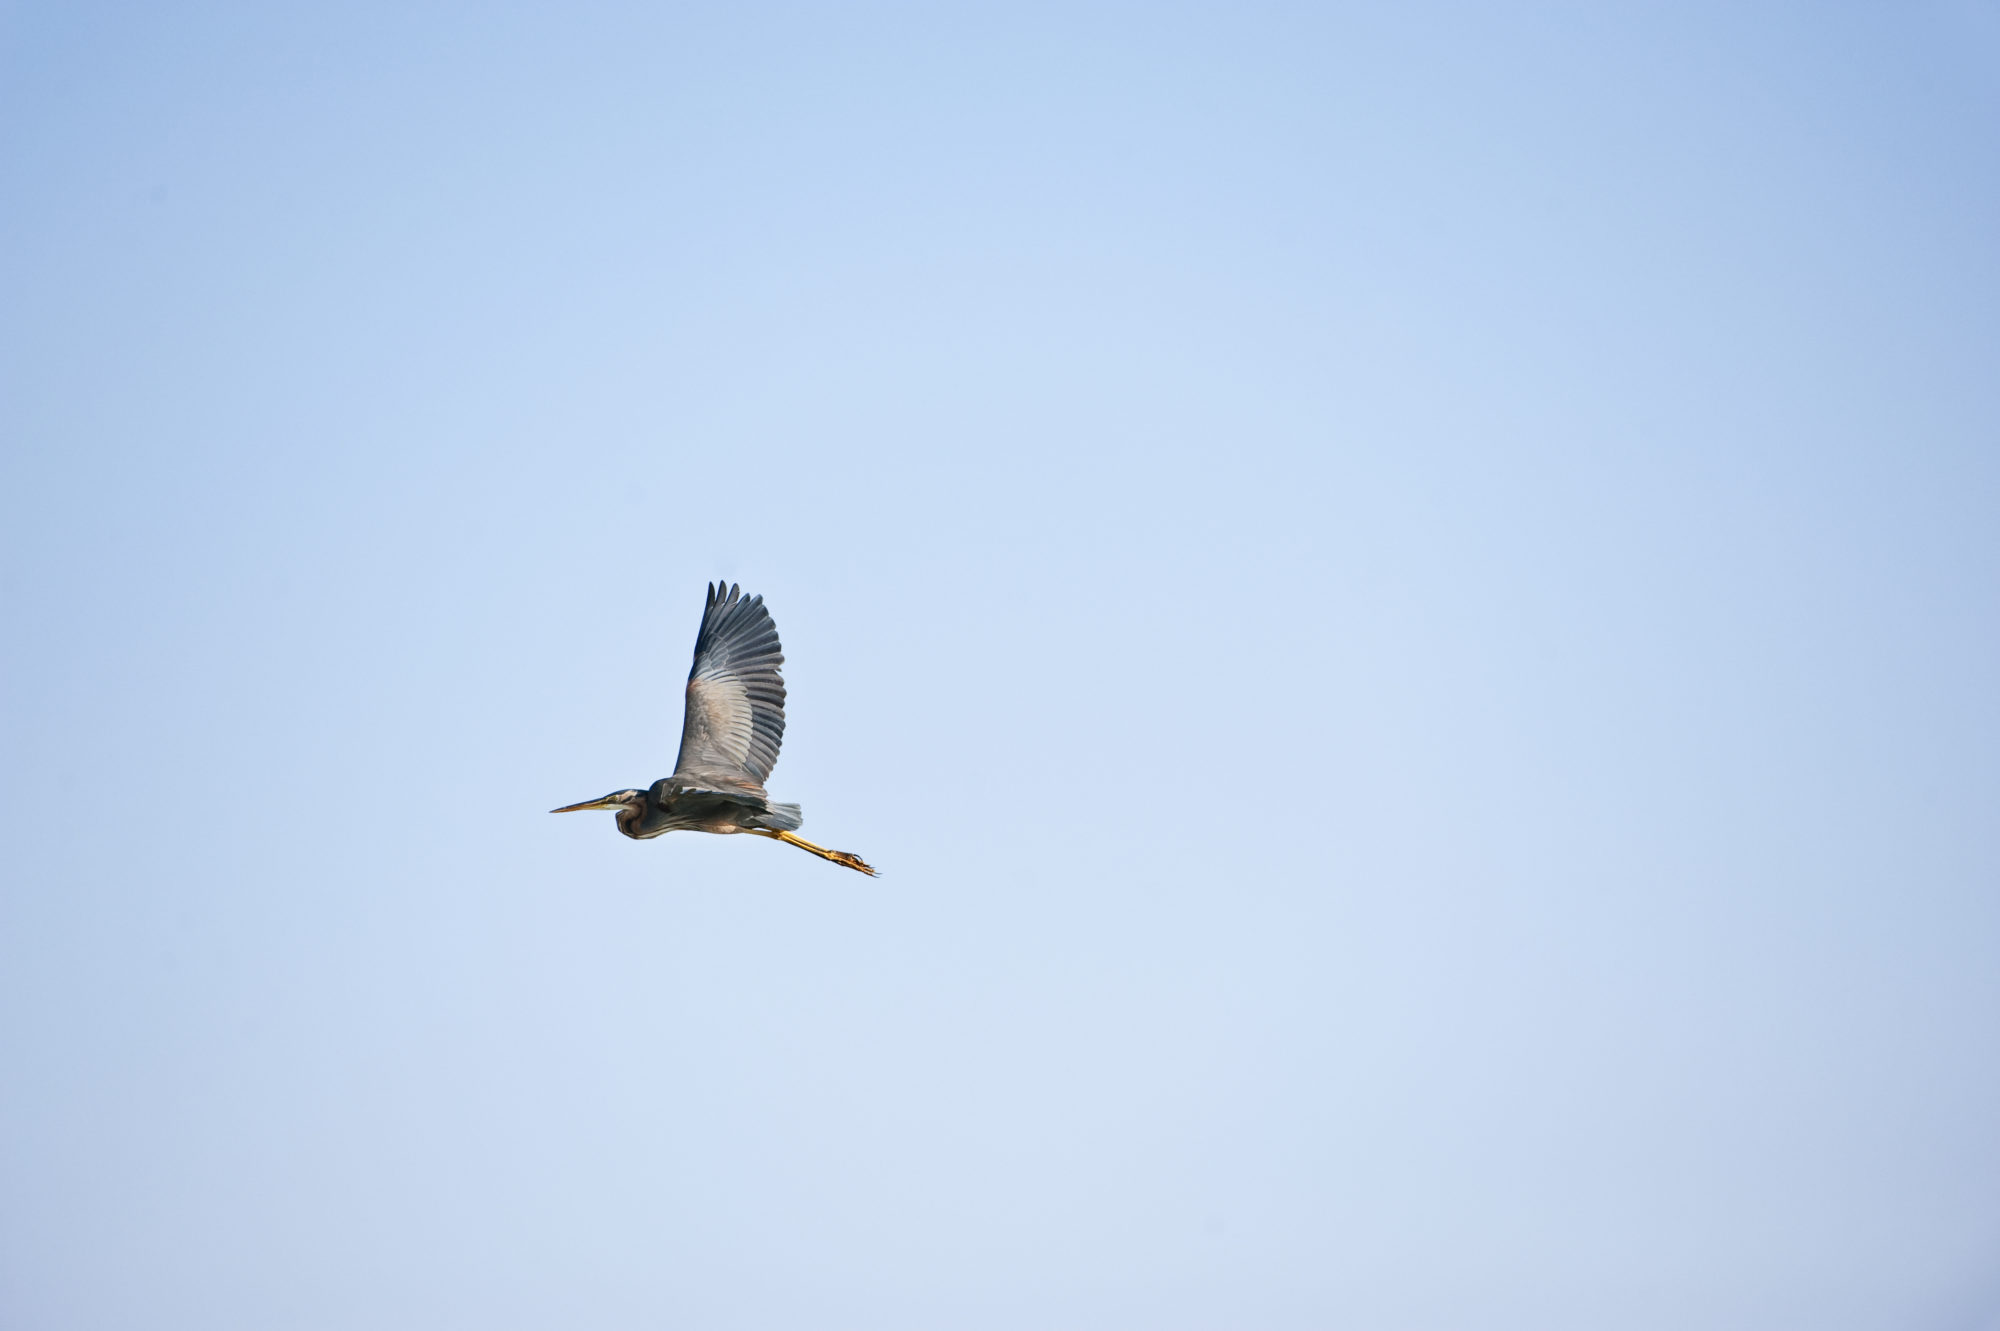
[552,583,875,876]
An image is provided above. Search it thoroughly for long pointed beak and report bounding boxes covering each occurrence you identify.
[550,796,620,813]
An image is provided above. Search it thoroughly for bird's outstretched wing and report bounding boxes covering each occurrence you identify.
[671,582,786,791]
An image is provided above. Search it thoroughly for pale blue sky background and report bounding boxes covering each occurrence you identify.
[4,3,1999,1328]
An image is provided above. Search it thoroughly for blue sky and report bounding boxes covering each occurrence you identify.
[4,3,1999,1327]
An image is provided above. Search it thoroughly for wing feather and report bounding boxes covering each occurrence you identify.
[671,582,787,790]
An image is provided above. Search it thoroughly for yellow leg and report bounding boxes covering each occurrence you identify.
[749,828,877,876]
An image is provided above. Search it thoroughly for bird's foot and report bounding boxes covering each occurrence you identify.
[831,850,877,877]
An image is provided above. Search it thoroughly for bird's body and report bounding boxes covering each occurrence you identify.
[608,783,797,840]
[552,583,874,875]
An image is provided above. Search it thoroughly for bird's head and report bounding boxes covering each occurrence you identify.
[550,789,645,816]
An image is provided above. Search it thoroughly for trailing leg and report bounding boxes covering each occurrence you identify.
[749,827,876,876]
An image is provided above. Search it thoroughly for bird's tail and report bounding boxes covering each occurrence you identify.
[753,802,804,831]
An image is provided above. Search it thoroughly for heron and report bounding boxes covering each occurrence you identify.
[551,582,876,876]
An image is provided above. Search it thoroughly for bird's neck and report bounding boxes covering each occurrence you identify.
[614,801,646,839]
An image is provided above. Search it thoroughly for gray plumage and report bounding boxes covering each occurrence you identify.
[674,581,787,792]
[551,583,875,876]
